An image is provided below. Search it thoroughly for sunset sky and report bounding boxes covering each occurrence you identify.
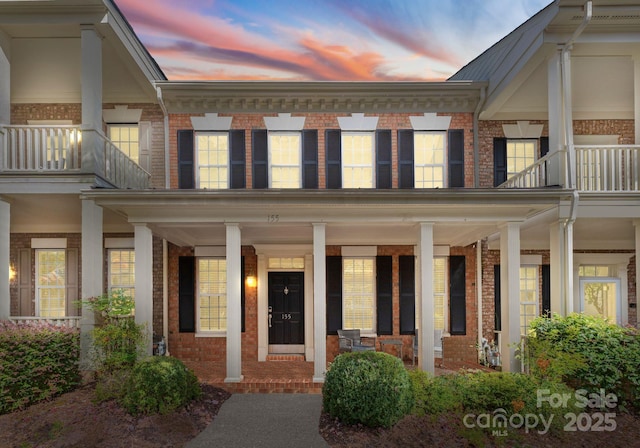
[115,0,551,81]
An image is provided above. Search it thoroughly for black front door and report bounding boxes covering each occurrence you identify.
[268,272,304,344]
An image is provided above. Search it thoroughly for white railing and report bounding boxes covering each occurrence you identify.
[99,132,150,189]
[0,125,150,190]
[0,125,81,171]
[9,316,81,329]
[575,145,640,192]
[499,150,566,189]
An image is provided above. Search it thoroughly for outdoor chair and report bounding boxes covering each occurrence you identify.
[337,329,376,353]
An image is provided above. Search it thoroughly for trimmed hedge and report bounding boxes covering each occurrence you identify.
[120,356,201,416]
[0,321,80,414]
[323,351,414,428]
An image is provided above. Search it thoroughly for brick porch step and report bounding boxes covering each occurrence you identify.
[212,379,323,394]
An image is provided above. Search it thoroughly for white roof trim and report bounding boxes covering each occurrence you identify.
[103,105,142,123]
[502,121,544,139]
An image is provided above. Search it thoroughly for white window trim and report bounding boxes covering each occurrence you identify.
[414,130,447,188]
[35,249,66,318]
[341,131,375,189]
[107,248,135,295]
[196,257,227,337]
[519,265,539,335]
[342,256,377,335]
[195,131,229,189]
[268,131,302,189]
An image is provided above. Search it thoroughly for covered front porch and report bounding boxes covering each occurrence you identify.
[83,188,571,381]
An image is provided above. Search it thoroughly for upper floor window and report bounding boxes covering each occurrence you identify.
[415,132,446,188]
[269,132,301,188]
[196,132,229,189]
[108,124,140,164]
[507,140,537,179]
[342,132,374,188]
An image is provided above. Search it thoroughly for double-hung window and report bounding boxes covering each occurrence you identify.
[198,258,227,332]
[343,258,375,332]
[414,132,446,188]
[108,124,140,164]
[342,132,374,188]
[507,140,537,179]
[196,132,229,189]
[519,266,538,335]
[108,249,135,299]
[36,250,66,318]
[269,132,301,188]
[433,258,447,331]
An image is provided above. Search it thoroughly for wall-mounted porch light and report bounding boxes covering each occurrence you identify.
[246,275,257,288]
[9,264,16,285]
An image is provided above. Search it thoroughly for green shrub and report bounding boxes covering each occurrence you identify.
[0,321,80,414]
[528,313,640,409]
[81,290,147,372]
[120,356,201,415]
[323,351,413,428]
[409,369,463,415]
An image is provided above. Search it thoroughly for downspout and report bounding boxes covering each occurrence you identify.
[473,86,487,188]
[560,1,591,314]
[561,0,592,189]
[476,240,483,352]
[156,85,170,353]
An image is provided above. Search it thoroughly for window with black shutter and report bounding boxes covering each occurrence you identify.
[326,130,342,189]
[252,129,268,189]
[178,256,196,333]
[448,129,464,187]
[376,130,392,189]
[326,256,342,334]
[376,256,393,335]
[399,255,416,335]
[494,138,507,187]
[449,256,466,335]
[398,130,414,189]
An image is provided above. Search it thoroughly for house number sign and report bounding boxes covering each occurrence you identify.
[268,214,280,223]
[281,313,292,320]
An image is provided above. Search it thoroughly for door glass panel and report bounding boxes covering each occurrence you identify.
[582,281,618,323]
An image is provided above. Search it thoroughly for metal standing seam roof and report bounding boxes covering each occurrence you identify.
[448,1,556,82]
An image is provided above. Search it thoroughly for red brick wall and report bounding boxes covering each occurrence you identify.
[168,112,475,190]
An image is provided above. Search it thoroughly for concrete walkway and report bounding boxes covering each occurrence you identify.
[187,394,328,448]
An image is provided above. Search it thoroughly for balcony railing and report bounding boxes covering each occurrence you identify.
[9,316,81,329]
[500,145,640,193]
[0,125,150,189]
[575,145,640,192]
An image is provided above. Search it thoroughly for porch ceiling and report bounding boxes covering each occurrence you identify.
[81,188,573,248]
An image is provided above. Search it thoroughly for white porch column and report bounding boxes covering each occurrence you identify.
[80,200,103,370]
[0,198,9,319]
[312,223,327,382]
[0,29,10,125]
[547,49,564,187]
[499,222,521,373]
[80,26,103,175]
[549,221,565,316]
[134,225,153,356]
[225,224,243,383]
[418,222,435,374]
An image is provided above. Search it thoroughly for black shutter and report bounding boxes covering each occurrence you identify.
[542,264,551,317]
[376,256,393,335]
[494,138,507,187]
[540,136,550,158]
[326,256,342,335]
[494,265,501,331]
[302,130,318,189]
[252,129,268,189]
[398,130,414,189]
[178,256,196,333]
[449,256,466,335]
[376,130,392,189]
[399,255,416,335]
[326,129,342,189]
[448,129,465,187]
[241,256,246,332]
[230,130,246,189]
[178,130,194,189]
